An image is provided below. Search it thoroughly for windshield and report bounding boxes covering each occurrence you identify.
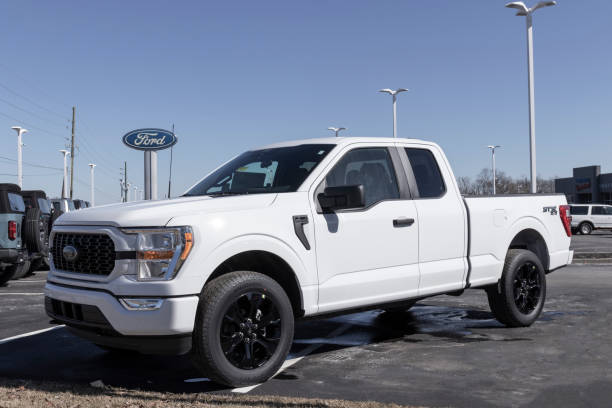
[184,144,335,197]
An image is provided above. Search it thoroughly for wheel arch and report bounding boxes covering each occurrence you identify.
[202,235,309,317]
[507,228,550,271]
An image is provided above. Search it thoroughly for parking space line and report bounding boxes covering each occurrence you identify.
[0,325,64,345]
[231,323,352,394]
[0,293,44,296]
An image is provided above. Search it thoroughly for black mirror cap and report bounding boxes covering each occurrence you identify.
[318,185,365,212]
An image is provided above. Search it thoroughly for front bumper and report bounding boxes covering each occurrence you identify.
[44,282,199,337]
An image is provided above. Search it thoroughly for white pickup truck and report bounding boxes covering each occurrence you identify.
[45,137,573,386]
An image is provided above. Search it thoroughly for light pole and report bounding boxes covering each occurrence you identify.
[11,127,28,188]
[59,150,70,198]
[487,145,501,195]
[88,163,96,207]
[127,182,132,202]
[327,127,346,137]
[506,1,556,193]
[378,88,408,138]
[133,184,138,201]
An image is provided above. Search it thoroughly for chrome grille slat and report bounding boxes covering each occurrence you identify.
[51,233,115,275]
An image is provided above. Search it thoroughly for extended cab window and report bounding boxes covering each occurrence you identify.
[185,144,334,197]
[570,206,588,215]
[405,148,445,198]
[325,147,400,207]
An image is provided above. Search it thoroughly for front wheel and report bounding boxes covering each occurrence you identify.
[486,249,546,327]
[191,271,294,387]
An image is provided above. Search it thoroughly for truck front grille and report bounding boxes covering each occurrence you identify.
[51,233,116,275]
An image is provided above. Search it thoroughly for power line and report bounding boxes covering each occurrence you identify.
[0,96,70,129]
[0,81,70,121]
[0,155,63,170]
[0,111,66,140]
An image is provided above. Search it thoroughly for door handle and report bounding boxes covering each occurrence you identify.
[393,218,415,227]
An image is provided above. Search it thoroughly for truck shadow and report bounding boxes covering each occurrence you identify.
[0,303,543,393]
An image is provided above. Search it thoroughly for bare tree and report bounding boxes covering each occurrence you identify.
[457,169,556,196]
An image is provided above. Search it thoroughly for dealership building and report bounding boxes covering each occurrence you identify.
[555,165,612,204]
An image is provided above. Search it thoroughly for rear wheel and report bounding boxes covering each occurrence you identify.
[487,249,546,327]
[579,222,593,235]
[12,259,31,280]
[191,271,294,387]
[0,265,18,286]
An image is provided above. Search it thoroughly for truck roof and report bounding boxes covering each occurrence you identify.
[257,137,433,150]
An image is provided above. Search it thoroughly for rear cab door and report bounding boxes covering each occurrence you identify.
[395,141,468,296]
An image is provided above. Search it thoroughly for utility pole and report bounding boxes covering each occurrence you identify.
[69,106,75,198]
[487,145,501,195]
[167,124,174,199]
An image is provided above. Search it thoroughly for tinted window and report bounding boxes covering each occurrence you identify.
[67,200,76,211]
[38,198,51,214]
[325,148,400,207]
[570,206,588,215]
[7,193,25,213]
[405,148,446,198]
[591,206,605,215]
[51,201,60,212]
[185,144,334,197]
[23,196,34,209]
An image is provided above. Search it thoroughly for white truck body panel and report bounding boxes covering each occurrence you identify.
[46,137,572,338]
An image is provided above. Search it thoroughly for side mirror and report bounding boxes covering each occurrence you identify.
[317,185,365,212]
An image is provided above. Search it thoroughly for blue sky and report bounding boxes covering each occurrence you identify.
[1,1,610,204]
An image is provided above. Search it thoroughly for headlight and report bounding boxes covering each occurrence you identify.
[122,226,193,281]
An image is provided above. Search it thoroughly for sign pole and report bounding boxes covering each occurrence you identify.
[144,151,151,200]
[151,150,158,200]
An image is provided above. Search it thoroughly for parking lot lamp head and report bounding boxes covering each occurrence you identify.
[328,127,346,137]
[378,88,409,138]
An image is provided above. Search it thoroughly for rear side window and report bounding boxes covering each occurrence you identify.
[592,206,605,215]
[38,198,51,214]
[51,201,60,212]
[7,193,25,213]
[570,206,588,215]
[405,148,446,198]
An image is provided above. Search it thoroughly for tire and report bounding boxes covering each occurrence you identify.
[383,299,417,313]
[0,265,18,286]
[486,249,546,327]
[11,259,31,280]
[191,271,294,387]
[579,222,593,235]
[28,258,44,275]
[24,208,47,254]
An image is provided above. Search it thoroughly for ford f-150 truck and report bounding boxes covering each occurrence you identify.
[45,137,573,386]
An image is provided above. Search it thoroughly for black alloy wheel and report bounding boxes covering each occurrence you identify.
[486,249,546,327]
[512,261,542,315]
[220,291,281,370]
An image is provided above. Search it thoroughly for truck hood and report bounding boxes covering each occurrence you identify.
[55,194,277,227]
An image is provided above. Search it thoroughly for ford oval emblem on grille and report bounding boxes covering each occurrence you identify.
[62,245,79,262]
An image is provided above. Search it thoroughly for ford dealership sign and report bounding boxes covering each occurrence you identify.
[122,128,177,151]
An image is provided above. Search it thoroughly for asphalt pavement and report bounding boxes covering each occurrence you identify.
[0,253,611,407]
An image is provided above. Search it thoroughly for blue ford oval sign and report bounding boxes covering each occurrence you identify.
[122,128,177,151]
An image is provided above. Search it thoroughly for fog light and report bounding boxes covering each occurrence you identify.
[119,298,164,311]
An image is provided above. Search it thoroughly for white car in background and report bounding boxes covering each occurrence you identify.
[570,204,612,235]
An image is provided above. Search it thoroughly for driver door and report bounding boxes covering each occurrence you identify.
[309,144,420,313]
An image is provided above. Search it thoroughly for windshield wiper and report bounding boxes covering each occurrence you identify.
[206,191,248,197]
